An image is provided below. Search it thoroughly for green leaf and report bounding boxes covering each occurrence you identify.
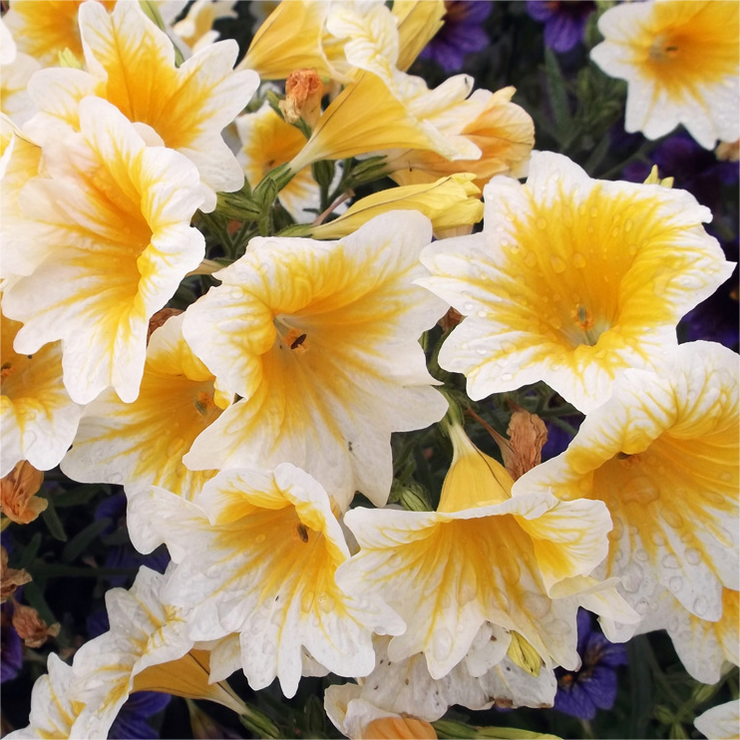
[543,48,571,138]
[39,494,67,542]
[15,532,42,569]
[628,635,656,739]
[61,518,111,564]
[52,484,107,508]
[22,581,56,627]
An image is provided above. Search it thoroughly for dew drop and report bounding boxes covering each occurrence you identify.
[635,599,649,615]
[432,629,454,661]
[661,554,680,569]
[524,251,537,268]
[476,310,488,319]
[536,217,547,230]
[589,206,598,218]
[549,255,567,273]
[523,592,550,618]
[571,252,587,268]
[685,548,702,565]
[255,534,266,544]
[669,576,683,593]
[660,509,683,528]
[318,594,335,613]
[624,219,633,233]
[501,372,514,382]
[692,595,709,617]
[627,244,638,256]
[719,470,733,483]
[500,340,516,353]
[463,302,475,313]
[476,347,487,356]
[635,549,649,562]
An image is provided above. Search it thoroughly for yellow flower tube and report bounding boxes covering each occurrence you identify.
[299,174,482,240]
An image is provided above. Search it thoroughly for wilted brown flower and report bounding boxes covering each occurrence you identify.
[1,546,32,603]
[0,460,46,524]
[11,600,60,648]
[279,68,324,128]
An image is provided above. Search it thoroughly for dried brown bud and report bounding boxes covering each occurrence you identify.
[504,403,548,479]
[1,546,32,603]
[439,307,463,333]
[0,460,46,524]
[11,601,60,648]
[279,68,324,129]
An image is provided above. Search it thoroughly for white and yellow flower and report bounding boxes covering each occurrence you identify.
[0,18,40,127]
[127,464,405,698]
[181,211,448,511]
[61,313,227,498]
[2,97,206,405]
[68,566,244,738]
[24,0,259,211]
[3,653,83,740]
[590,0,739,149]
[337,419,634,680]
[523,341,738,632]
[418,151,734,412]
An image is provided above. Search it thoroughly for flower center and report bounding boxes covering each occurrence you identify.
[649,33,680,62]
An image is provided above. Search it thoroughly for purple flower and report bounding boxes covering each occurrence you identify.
[622,132,739,215]
[554,609,627,719]
[526,1,596,53]
[419,1,492,72]
[1,601,22,684]
[108,691,171,740]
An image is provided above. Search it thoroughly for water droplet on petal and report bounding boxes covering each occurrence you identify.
[549,255,567,273]
[661,554,680,569]
[685,548,702,565]
[572,252,587,268]
[692,596,709,617]
[432,629,454,661]
[669,576,683,592]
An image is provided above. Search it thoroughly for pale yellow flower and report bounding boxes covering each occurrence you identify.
[0,19,40,126]
[418,151,734,412]
[127,464,404,698]
[2,97,206,405]
[286,66,484,172]
[181,211,448,511]
[590,0,740,149]
[303,174,483,240]
[337,420,632,680]
[235,102,329,222]
[382,85,534,188]
[524,342,738,634]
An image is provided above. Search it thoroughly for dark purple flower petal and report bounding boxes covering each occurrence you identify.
[554,678,598,719]
[1,603,22,683]
[419,1,493,72]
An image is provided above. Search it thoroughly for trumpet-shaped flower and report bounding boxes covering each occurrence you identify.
[24,0,259,211]
[337,420,633,680]
[383,85,535,189]
[523,341,739,631]
[235,102,332,223]
[590,0,739,149]
[240,0,443,82]
[61,313,227,499]
[296,174,483,240]
[181,211,447,510]
[126,464,405,698]
[3,653,84,740]
[286,70,481,175]
[1,97,206,405]
[1,311,83,477]
[418,152,734,412]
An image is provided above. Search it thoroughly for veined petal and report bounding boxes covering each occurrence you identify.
[590,1,739,149]
[2,97,205,404]
[393,0,446,71]
[339,488,615,679]
[3,653,84,740]
[182,211,447,510]
[61,313,223,497]
[419,151,734,412]
[524,342,739,630]
[1,311,83,477]
[132,464,403,698]
[69,567,194,740]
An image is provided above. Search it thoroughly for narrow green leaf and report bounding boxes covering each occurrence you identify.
[61,518,111,564]
[52,484,107,508]
[543,48,571,138]
[15,532,42,569]
[39,494,67,542]
[22,581,56,627]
